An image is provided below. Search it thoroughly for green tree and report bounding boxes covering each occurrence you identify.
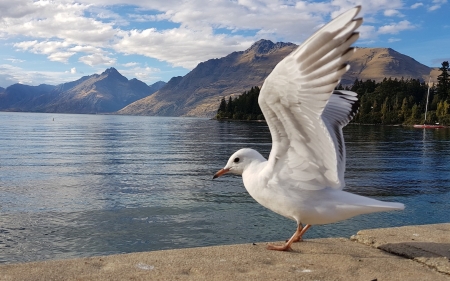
[400,97,409,122]
[218,97,226,112]
[216,87,263,120]
[437,100,449,121]
[381,97,389,124]
[436,61,450,101]
[216,78,450,124]
[226,96,234,117]
[410,104,421,123]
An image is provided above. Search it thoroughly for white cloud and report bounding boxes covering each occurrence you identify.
[410,3,423,9]
[14,40,68,54]
[428,0,447,11]
[0,0,43,19]
[114,27,253,69]
[0,63,79,87]
[1,0,439,86]
[123,62,139,67]
[378,20,416,34]
[47,52,76,63]
[2,1,116,45]
[428,5,439,10]
[119,66,161,82]
[330,0,404,16]
[0,64,23,87]
[70,67,77,74]
[127,13,171,23]
[384,9,403,17]
[358,25,377,41]
[79,53,116,66]
[87,6,129,26]
[5,58,25,63]
[68,45,104,53]
[14,40,75,62]
[388,38,401,43]
[13,40,38,50]
[3,0,417,70]
[112,1,416,69]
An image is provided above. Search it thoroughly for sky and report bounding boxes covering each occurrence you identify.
[0,0,448,88]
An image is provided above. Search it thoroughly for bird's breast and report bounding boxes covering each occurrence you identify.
[242,173,306,221]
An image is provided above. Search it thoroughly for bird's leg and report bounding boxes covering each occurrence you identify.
[284,223,311,243]
[292,224,311,243]
[268,223,311,251]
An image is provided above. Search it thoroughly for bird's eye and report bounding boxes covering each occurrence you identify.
[233,157,240,163]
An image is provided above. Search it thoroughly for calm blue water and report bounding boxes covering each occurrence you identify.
[0,112,449,263]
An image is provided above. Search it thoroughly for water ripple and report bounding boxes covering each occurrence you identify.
[0,112,449,263]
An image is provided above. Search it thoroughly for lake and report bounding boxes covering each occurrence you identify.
[0,112,449,263]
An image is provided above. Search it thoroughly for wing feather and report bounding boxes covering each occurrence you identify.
[259,6,362,190]
[322,90,360,187]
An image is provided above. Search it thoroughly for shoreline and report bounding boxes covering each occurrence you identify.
[1,223,449,280]
[213,118,450,128]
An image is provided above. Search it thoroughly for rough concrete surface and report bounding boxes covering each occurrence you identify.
[352,223,450,275]
[1,224,449,281]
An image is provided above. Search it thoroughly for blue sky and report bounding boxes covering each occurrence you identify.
[0,0,448,88]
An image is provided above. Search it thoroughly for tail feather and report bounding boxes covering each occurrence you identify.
[365,201,405,211]
[330,190,405,221]
[336,190,405,210]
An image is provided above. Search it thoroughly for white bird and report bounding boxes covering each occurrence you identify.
[213,6,404,251]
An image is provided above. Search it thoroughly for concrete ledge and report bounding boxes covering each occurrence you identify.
[1,224,449,281]
[351,223,450,275]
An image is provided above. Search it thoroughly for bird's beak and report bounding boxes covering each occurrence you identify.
[213,168,230,179]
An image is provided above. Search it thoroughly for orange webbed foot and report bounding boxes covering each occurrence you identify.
[267,243,292,251]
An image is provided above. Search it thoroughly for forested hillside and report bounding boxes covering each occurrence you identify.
[216,62,450,126]
[216,86,263,121]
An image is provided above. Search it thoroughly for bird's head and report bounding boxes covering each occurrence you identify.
[213,148,266,179]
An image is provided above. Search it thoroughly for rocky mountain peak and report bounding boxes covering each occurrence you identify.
[103,67,120,75]
[247,39,275,54]
[0,68,163,114]
[246,39,296,55]
[101,67,128,83]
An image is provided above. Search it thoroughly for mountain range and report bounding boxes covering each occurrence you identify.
[0,68,165,114]
[0,39,438,117]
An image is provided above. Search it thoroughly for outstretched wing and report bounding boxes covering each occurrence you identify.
[259,6,362,190]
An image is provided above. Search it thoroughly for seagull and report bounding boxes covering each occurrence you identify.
[213,6,404,251]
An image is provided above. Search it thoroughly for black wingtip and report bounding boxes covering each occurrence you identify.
[333,90,360,121]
